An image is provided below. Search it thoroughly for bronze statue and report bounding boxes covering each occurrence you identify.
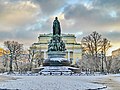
[53,17,61,36]
[48,17,66,52]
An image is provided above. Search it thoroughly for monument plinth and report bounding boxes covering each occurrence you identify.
[43,17,70,66]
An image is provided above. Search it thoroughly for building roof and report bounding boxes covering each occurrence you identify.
[38,33,75,38]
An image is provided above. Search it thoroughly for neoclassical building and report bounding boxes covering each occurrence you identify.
[32,33,82,64]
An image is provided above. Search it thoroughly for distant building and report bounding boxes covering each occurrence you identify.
[31,33,82,64]
[0,48,9,57]
[112,48,120,59]
[111,48,120,73]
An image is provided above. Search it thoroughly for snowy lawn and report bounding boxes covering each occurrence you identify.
[0,74,109,90]
[104,74,120,90]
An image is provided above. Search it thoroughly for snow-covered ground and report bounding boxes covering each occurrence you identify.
[0,74,119,90]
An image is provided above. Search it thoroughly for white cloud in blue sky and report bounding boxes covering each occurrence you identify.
[0,0,120,50]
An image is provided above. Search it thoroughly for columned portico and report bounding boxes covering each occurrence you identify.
[67,50,73,62]
[43,50,47,59]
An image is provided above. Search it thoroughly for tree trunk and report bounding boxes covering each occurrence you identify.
[30,58,33,71]
[9,54,13,73]
[15,57,18,71]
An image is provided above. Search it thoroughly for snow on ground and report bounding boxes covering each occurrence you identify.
[102,74,120,90]
[0,75,17,82]
[112,74,120,83]
[0,74,108,90]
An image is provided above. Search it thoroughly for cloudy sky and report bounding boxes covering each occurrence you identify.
[0,0,120,55]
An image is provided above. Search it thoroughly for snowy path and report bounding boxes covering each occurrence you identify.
[0,75,108,90]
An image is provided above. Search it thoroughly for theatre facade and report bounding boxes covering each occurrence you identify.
[32,33,82,64]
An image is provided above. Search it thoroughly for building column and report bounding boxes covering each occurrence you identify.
[68,51,70,61]
[44,51,46,59]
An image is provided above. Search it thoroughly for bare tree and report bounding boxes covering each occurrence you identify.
[4,41,23,73]
[29,46,36,71]
[106,56,112,73]
[110,57,120,73]
[101,38,111,72]
[15,44,23,71]
[34,50,42,67]
[2,52,9,71]
[28,46,42,70]
[81,31,102,71]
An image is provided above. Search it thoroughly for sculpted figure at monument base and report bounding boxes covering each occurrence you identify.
[48,35,66,52]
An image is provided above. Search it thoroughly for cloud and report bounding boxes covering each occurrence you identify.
[0,0,120,52]
[103,31,120,42]
[62,1,120,36]
[32,0,67,15]
[0,28,38,46]
[0,0,41,46]
[0,0,68,46]
[93,0,120,9]
[64,3,120,24]
[0,1,40,26]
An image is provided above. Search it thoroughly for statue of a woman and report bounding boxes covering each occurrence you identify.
[53,17,61,36]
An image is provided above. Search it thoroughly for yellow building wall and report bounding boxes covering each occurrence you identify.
[0,48,4,57]
[0,48,9,57]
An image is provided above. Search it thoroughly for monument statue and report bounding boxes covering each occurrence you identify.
[48,17,66,52]
[53,17,61,36]
[40,16,74,73]
[43,17,69,66]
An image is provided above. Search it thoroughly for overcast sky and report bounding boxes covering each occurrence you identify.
[0,0,120,55]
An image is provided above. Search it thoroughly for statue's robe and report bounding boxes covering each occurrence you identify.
[53,19,61,36]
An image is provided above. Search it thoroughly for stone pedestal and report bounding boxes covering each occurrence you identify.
[43,51,70,66]
[48,51,66,58]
